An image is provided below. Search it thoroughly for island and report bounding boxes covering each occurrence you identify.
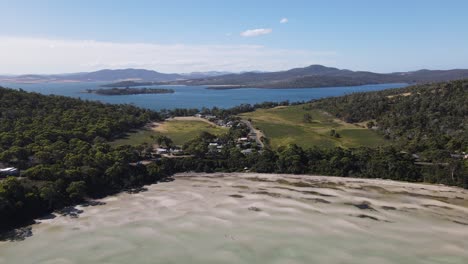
[85,87,174,95]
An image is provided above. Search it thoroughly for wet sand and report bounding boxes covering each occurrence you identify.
[1,173,468,264]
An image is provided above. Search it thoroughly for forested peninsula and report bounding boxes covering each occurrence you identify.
[86,87,174,95]
[100,81,158,88]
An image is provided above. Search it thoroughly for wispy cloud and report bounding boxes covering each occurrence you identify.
[0,36,337,74]
[280,18,288,24]
[240,28,273,37]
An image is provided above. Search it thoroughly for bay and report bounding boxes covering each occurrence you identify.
[0,82,407,110]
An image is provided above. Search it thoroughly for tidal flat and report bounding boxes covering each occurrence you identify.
[1,173,467,264]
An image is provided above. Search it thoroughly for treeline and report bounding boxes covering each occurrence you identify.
[160,100,302,119]
[86,87,174,95]
[0,87,166,231]
[310,80,468,156]
[167,128,467,188]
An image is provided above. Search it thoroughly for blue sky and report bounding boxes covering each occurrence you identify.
[1,0,468,74]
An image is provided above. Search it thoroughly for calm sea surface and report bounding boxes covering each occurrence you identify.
[0,82,407,110]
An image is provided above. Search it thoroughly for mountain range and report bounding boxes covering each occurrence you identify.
[0,69,227,83]
[2,65,468,88]
[169,65,468,89]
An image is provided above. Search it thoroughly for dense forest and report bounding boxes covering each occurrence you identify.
[0,87,165,231]
[311,80,468,156]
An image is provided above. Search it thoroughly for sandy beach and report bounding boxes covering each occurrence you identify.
[1,173,467,263]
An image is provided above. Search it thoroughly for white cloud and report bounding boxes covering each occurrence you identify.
[280,18,288,24]
[0,36,337,74]
[240,28,272,37]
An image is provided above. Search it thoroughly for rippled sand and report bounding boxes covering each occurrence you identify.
[1,173,468,264]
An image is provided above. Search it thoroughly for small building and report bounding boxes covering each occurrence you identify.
[156,148,169,154]
[170,148,182,154]
[195,114,204,118]
[241,149,253,155]
[0,167,20,177]
[450,153,465,159]
[238,137,249,142]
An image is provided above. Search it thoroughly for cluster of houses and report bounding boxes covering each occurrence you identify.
[206,133,262,156]
[193,114,257,154]
[236,133,261,154]
[194,114,235,128]
[205,139,257,155]
[155,147,183,156]
[147,113,265,159]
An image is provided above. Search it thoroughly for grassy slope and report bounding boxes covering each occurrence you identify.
[239,105,387,149]
[111,120,227,146]
[110,129,157,147]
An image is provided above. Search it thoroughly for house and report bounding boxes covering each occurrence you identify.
[208,142,219,148]
[195,114,204,118]
[156,148,168,154]
[216,120,226,126]
[170,148,183,154]
[238,137,249,142]
[241,149,253,155]
[205,115,216,120]
[248,133,257,140]
[241,142,251,148]
[0,167,20,177]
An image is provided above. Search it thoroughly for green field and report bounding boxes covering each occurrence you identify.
[111,119,227,147]
[239,105,387,149]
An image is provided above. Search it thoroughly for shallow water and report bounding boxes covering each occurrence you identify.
[0,82,407,110]
[1,173,468,264]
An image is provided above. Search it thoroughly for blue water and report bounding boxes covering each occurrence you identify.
[0,82,407,110]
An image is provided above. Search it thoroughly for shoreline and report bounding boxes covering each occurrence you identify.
[173,172,468,193]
